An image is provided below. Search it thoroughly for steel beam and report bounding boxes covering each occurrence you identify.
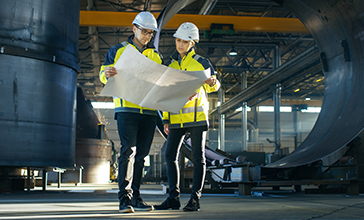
[210,46,320,115]
[273,83,281,152]
[79,11,309,33]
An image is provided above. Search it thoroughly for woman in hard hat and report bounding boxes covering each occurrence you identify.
[100,11,162,213]
[154,22,220,211]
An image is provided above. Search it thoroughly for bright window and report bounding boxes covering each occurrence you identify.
[91,102,114,109]
[301,107,321,113]
[235,106,251,112]
[258,106,292,112]
[258,106,274,112]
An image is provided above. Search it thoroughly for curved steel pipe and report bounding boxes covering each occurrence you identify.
[267,0,364,168]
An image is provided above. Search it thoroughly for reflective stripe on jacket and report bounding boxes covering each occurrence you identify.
[162,49,220,129]
[99,35,163,116]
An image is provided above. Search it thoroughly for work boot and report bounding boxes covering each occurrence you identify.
[154,197,180,210]
[119,194,134,213]
[131,197,154,211]
[183,197,200,211]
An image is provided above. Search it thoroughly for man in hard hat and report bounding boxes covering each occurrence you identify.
[99,11,162,213]
[154,22,220,211]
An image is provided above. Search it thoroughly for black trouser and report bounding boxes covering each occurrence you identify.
[116,112,157,200]
[165,125,207,199]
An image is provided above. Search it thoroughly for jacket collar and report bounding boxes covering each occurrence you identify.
[171,47,195,61]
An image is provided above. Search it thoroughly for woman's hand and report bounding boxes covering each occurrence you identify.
[188,93,197,101]
[104,66,117,78]
[164,124,169,135]
[204,77,216,86]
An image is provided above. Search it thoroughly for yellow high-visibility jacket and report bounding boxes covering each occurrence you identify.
[163,49,220,129]
[99,35,163,116]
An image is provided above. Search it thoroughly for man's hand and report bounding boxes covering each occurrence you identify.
[204,77,216,86]
[105,66,117,78]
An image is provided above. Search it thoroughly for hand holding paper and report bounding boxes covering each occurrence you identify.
[104,66,117,78]
[100,45,210,113]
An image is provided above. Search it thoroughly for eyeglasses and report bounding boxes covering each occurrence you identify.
[135,25,155,36]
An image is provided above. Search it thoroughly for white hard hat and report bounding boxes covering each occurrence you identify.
[173,22,199,42]
[132,11,158,31]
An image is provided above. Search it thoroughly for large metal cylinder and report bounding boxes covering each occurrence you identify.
[76,139,112,184]
[0,0,80,167]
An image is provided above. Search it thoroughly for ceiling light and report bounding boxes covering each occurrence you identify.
[294,88,300,92]
[229,46,237,56]
[305,97,311,101]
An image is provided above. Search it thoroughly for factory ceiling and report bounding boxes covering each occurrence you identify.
[78,0,324,112]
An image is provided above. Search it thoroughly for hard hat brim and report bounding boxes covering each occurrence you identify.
[133,23,159,32]
[173,33,199,42]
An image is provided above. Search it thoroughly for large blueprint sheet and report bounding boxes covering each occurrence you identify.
[100,45,210,113]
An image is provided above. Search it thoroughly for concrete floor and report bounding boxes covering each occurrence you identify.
[0,183,364,220]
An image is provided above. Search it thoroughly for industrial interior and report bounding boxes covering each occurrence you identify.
[1,0,364,219]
